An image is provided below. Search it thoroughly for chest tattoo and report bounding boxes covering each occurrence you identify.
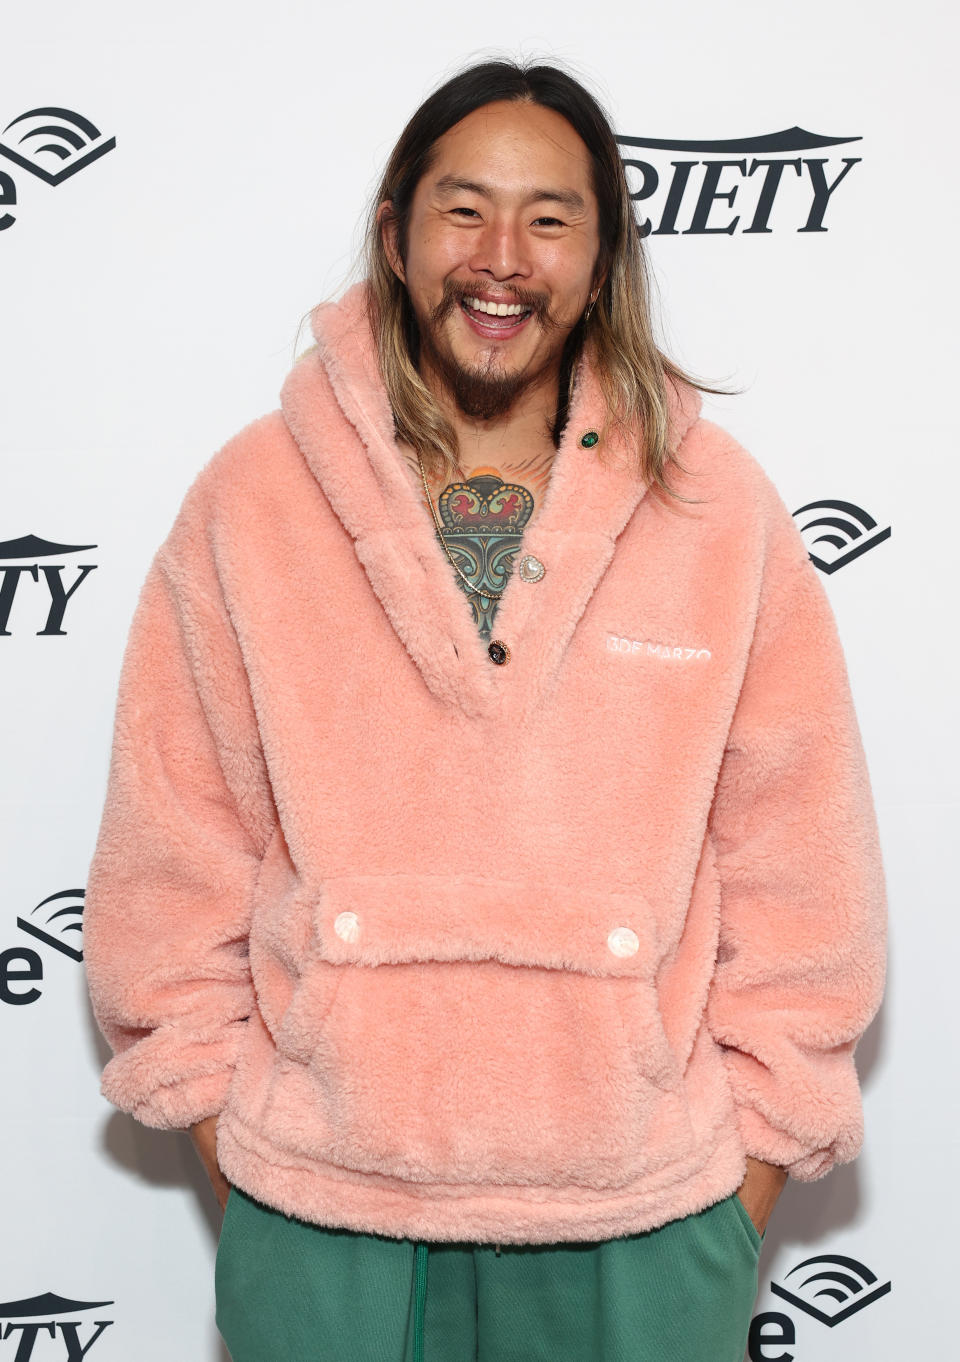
[433,472,535,639]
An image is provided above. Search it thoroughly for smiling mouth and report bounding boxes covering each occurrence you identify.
[459,295,534,333]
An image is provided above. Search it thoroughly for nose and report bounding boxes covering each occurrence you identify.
[467,213,531,282]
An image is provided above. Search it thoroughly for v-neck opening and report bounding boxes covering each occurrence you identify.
[391,359,594,654]
[398,443,564,654]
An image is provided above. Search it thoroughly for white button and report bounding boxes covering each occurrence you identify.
[334,911,360,943]
[607,926,640,958]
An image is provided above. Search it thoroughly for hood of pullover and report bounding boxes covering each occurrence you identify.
[279,282,703,719]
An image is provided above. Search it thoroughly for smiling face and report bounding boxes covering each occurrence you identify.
[381,99,605,421]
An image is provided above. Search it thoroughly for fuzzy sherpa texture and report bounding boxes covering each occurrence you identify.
[83,282,887,1245]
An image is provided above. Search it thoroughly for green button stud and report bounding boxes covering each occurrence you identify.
[579,430,599,449]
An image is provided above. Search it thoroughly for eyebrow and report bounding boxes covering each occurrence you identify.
[433,175,586,214]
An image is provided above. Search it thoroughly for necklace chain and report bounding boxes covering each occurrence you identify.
[416,452,510,600]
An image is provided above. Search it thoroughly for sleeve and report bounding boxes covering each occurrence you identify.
[703,480,888,1181]
[83,471,278,1131]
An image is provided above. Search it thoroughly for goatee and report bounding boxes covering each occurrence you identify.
[416,280,564,421]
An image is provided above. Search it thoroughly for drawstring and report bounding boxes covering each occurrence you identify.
[412,1238,503,1358]
[413,1242,428,1362]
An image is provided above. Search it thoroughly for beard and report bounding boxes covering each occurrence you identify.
[414,279,567,421]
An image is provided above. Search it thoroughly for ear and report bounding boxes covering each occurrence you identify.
[377,201,406,284]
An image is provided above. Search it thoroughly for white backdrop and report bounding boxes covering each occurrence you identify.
[2,2,956,1358]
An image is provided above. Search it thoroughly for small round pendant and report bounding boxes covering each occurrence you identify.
[488,639,510,665]
[518,554,545,583]
[578,430,599,449]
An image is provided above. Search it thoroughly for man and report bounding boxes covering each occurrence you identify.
[84,59,887,1362]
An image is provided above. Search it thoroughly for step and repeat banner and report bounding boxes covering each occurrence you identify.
[2,2,954,1359]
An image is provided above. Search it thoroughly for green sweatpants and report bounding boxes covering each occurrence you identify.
[215,1185,764,1361]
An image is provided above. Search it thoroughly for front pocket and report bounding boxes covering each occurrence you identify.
[215,1186,237,1268]
[728,1191,763,1254]
[277,873,695,1190]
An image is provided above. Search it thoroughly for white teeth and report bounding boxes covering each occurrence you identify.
[463,296,527,317]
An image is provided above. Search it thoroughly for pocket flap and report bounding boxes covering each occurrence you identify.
[313,874,660,977]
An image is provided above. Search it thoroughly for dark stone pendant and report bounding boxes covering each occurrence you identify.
[487,639,510,665]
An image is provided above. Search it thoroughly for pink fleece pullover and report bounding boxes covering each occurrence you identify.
[83,282,888,1245]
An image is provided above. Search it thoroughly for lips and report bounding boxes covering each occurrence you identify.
[458,297,534,339]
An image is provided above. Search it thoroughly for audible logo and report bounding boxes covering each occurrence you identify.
[0,106,116,233]
[792,499,892,574]
[748,1250,892,1359]
[1,890,84,1007]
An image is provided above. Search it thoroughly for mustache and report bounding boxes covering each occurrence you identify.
[430,279,566,331]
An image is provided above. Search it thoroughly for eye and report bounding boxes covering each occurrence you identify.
[451,206,481,218]
[533,215,565,228]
